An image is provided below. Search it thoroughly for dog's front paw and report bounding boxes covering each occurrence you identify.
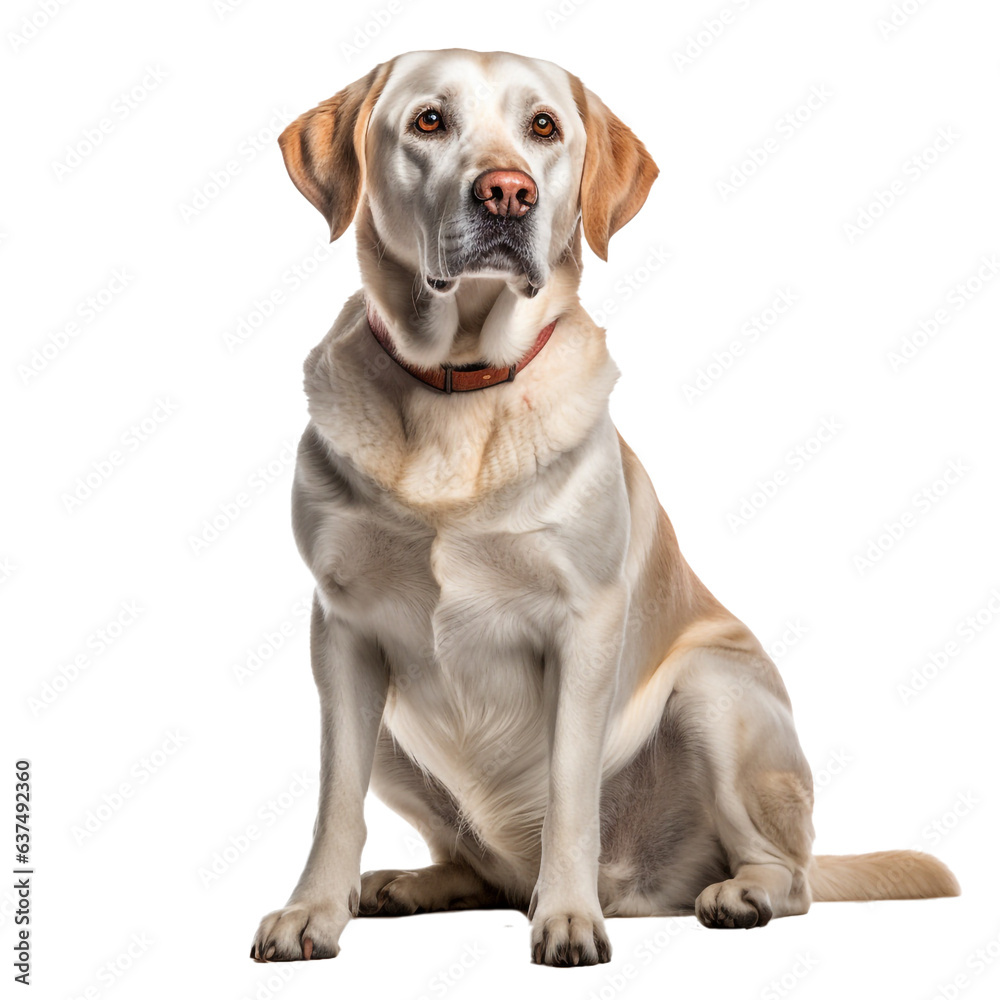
[695,880,773,929]
[250,900,350,962]
[530,910,611,967]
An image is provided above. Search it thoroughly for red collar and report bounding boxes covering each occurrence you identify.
[366,304,556,394]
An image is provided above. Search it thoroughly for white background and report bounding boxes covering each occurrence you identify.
[3,0,998,997]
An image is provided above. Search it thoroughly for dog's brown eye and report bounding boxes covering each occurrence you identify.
[415,110,443,133]
[531,113,556,138]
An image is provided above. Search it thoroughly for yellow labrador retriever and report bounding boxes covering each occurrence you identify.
[251,48,958,967]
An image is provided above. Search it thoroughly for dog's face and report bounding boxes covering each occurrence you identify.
[278,49,658,298]
[365,50,585,296]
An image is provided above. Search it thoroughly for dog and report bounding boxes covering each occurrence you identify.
[250,48,959,967]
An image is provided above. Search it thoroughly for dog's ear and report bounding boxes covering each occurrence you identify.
[278,60,394,241]
[570,77,659,261]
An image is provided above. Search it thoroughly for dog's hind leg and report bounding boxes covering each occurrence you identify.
[677,646,816,928]
[358,862,504,915]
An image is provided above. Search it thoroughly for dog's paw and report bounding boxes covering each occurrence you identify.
[358,869,424,916]
[358,862,498,915]
[250,900,350,962]
[695,880,773,929]
[530,911,612,967]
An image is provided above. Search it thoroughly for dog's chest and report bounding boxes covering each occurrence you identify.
[296,417,628,865]
[311,491,572,659]
[383,523,557,862]
[308,497,569,855]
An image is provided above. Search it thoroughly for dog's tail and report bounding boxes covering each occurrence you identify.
[808,850,959,902]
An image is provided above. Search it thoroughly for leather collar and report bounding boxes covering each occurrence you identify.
[366,304,556,394]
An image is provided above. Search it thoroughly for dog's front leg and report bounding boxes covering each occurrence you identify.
[529,585,627,967]
[251,596,387,962]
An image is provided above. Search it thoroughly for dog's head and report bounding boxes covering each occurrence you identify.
[278,49,658,299]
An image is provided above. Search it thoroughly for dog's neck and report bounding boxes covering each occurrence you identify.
[303,215,618,509]
[355,205,582,369]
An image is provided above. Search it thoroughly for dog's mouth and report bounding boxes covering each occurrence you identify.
[430,213,546,298]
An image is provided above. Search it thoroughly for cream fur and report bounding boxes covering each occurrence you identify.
[251,49,959,969]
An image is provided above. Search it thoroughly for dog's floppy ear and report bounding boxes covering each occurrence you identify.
[570,76,659,261]
[278,60,395,241]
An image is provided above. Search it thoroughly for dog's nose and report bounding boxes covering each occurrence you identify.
[472,170,537,218]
